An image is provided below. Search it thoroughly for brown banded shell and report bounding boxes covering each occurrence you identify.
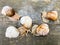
[6,8,15,17]
[46,11,58,21]
[42,11,58,21]
[1,6,15,17]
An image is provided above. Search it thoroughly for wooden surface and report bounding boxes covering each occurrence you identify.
[0,0,60,45]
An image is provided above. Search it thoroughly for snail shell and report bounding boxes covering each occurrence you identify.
[1,6,15,17]
[46,11,58,21]
[20,16,32,28]
[36,24,49,36]
[5,26,19,38]
[42,11,58,21]
[32,24,49,36]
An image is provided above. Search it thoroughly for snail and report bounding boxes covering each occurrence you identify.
[31,24,49,36]
[5,26,19,38]
[1,6,20,21]
[20,16,32,28]
[42,11,58,22]
[18,26,30,37]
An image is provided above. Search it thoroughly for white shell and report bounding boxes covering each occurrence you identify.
[20,16,32,28]
[5,26,19,38]
[1,6,12,15]
[36,24,49,36]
